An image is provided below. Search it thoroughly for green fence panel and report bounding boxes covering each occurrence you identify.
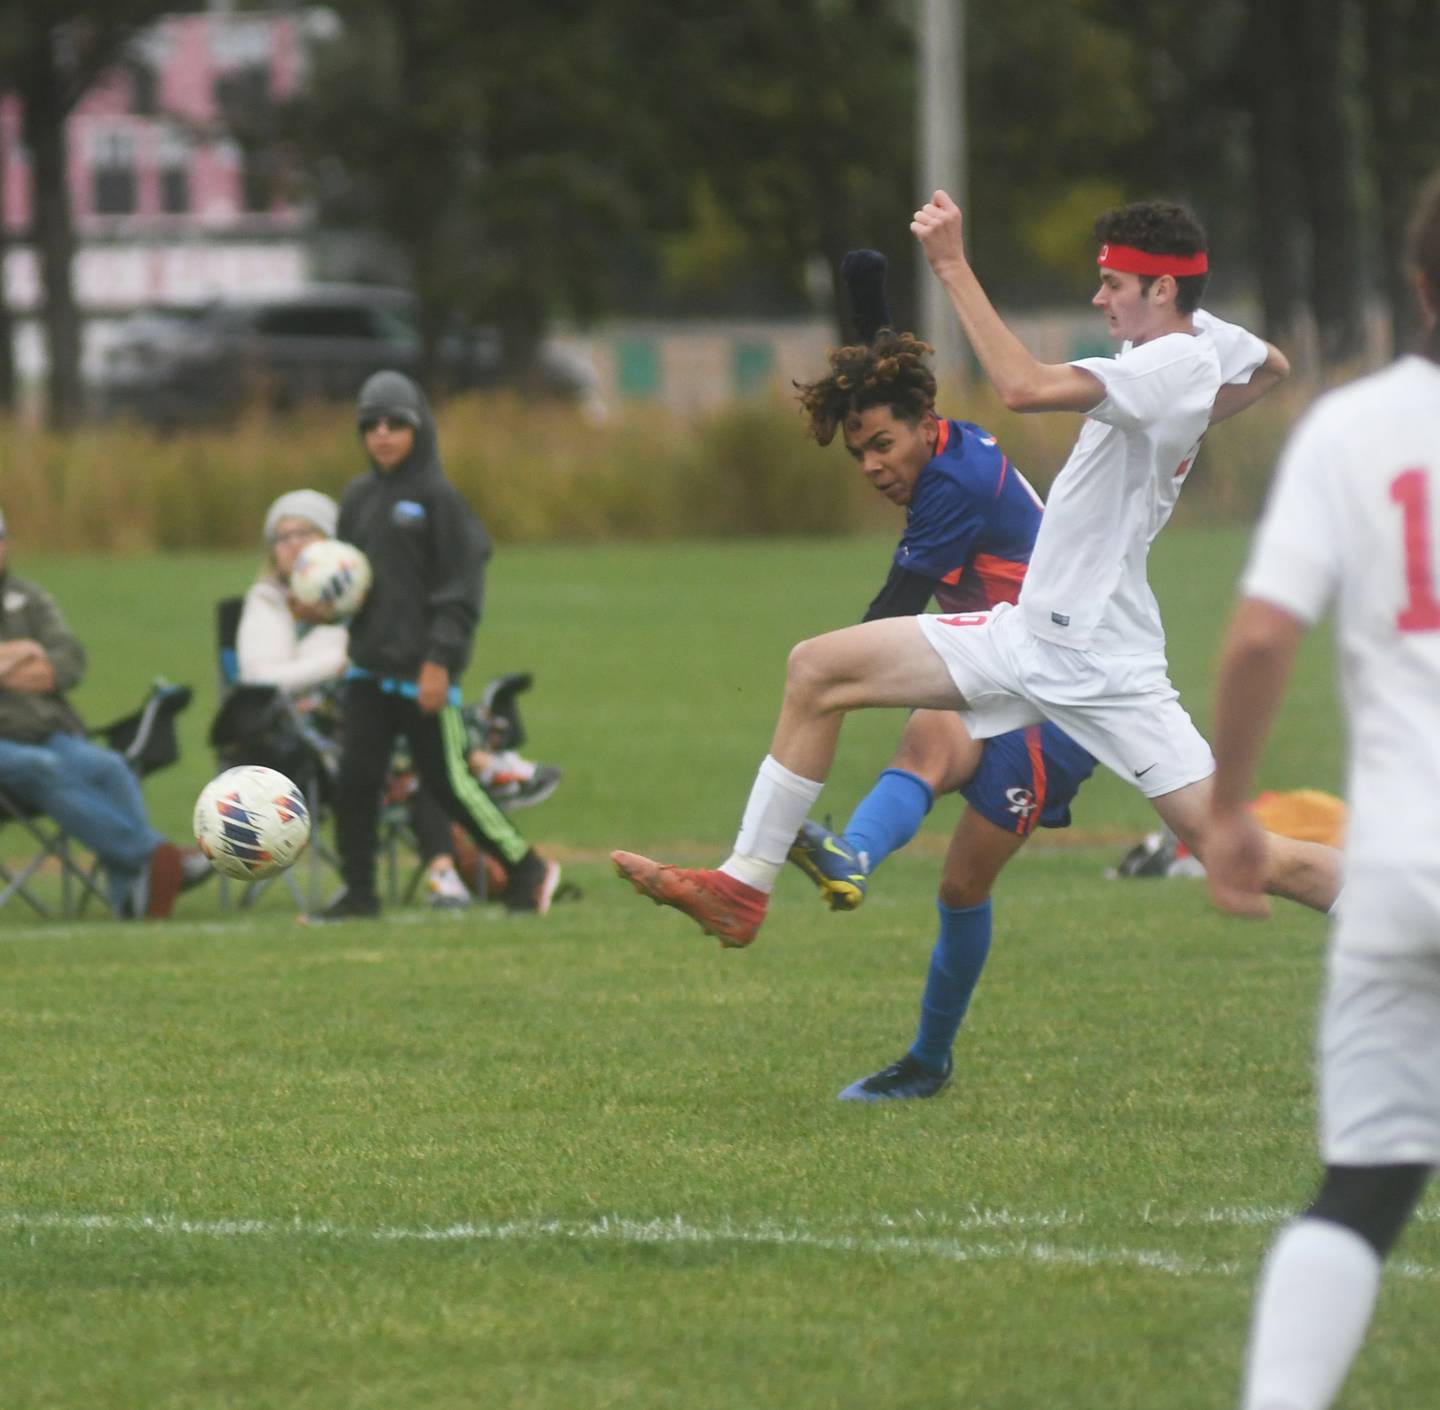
[732,339,775,397]
[615,337,661,398]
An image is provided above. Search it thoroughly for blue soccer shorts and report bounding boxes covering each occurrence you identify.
[958,721,1097,836]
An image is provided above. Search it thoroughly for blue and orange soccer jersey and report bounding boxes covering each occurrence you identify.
[897,418,1045,613]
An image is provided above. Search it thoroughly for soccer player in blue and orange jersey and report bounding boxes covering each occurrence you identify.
[784,309,1096,1101]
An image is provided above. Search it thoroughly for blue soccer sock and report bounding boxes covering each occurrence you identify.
[909,898,993,1074]
[842,768,934,874]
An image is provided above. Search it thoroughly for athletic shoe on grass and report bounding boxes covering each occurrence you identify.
[301,890,380,924]
[504,857,562,915]
[425,859,472,910]
[837,1053,953,1102]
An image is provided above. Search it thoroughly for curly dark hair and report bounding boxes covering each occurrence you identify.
[1094,199,1209,314]
[793,329,937,447]
[1408,169,1440,357]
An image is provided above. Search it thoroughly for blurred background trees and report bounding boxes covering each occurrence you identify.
[0,0,173,426]
[288,0,668,390]
[265,0,1440,366]
[3,0,1438,425]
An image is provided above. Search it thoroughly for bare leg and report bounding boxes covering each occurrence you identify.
[791,712,992,911]
[769,619,968,782]
[890,709,985,797]
[613,618,970,946]
[1151,776,1342,913]
[937,805,1028,910]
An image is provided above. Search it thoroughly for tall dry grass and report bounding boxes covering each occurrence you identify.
[0,379,1316,554]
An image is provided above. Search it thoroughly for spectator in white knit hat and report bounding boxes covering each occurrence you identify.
[237,490,349,697]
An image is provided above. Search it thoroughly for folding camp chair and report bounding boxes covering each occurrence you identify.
[0,679,193,920]
[208,682,345,915]
[212,595,349,914]
[210,598,558,913]
[0,787,110,918]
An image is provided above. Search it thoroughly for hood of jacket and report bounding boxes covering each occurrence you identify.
[355,370,441,482]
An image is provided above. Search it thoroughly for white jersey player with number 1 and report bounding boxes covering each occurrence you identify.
[1208,168,1440,1410]
[1246,355,1440,883]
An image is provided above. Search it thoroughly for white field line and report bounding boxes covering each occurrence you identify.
[0,908,464,945]
[6,1207,1440,1283]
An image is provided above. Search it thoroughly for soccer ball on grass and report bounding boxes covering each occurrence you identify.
[194,765,311,880]
[290,538,372,618]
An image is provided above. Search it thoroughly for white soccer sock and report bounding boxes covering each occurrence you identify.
[720,754,824,893]
[1242,1217,1381,1410]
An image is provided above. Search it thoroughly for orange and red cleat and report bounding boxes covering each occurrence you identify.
[611,850,768,948]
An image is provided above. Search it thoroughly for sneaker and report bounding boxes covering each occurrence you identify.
[179,846,215,893]
[498,763,563,810]
[1112,829,1179,879]
[1111,823,1203,875]
[504,857,562,915]
[300,890,380,924]
[483,752,563,810]
[837,1053,953,1102]
[143,841,185,919]
[787,819,868,911]
[426,859,471,910]
[611,851,767,948]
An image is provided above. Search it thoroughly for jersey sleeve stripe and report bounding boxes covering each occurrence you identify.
[972,553,1028,604]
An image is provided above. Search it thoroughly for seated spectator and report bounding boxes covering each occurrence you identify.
[236,490,560,908]
[0,508,209,918]
[237,490,350,702]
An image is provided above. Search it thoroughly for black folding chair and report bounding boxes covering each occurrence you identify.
[0,788,109,918]
[208,681,346,915]
[212,595,352,913]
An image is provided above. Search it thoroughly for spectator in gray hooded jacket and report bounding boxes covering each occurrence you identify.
[304,371,561,921]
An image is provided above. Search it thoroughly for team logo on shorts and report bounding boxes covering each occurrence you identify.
[1005,787,1037,820]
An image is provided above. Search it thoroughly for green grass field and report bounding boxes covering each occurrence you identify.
[3,528,1433,1410]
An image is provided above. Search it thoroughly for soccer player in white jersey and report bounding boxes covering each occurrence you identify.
[612,194,1343,947]
[1207,170,1440,1410]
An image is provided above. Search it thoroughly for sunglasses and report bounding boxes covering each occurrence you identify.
[360,415,413,434]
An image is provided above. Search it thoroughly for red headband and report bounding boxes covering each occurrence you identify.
[1097,243,1209,278]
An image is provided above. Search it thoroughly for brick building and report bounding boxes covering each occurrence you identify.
[3,6,331,381]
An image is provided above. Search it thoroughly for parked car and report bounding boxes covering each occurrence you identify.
[89,284,600,426]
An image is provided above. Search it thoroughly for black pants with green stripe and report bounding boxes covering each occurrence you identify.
[335,678,538,904]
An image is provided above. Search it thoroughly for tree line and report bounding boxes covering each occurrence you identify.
[2,0,1436,428]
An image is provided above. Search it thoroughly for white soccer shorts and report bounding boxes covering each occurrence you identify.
[1321,867,1440,1165]
[914,602,1214,798]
